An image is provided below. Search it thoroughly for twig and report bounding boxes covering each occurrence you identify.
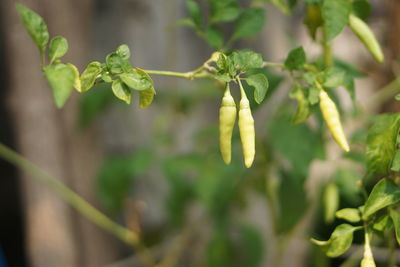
[0,142,156,267]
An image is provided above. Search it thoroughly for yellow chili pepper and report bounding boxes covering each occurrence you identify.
[219,83,237,165]
[319,90,350,152]
[349,13,384,63]
[238,79,255,168]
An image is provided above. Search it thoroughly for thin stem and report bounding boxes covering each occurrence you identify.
[322,26,333,68]
[263,61,285,68]
[387,229,396,267]
[0,143,156,267]
[142,69,212,80]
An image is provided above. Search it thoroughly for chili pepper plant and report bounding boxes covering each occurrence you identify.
[3,1,400,266]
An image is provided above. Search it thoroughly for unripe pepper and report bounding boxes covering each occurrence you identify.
[349,14,384,63]
[319,90,350,152]
[238,79,255,168]
[219,83,237,164]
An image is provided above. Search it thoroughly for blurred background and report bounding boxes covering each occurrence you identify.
[0,0,399,266]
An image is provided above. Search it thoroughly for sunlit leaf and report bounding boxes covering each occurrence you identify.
[363,178,400,219]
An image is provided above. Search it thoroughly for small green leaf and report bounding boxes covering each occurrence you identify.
[206,26,224,49]
[363,178,400,219]
[366,113,400,174]
[120,72,152,91]
[373,214,393,232]
[290,87,310,124]
[232,8,265,41]
[66,63,81,92]
[210,1,240,23]
[136,68,156,108]
[112,79,131,104]
[101,72,113,83]
[324,182,339,224]
[335,208,361,223]
[307,86,320,105]
[231,50,264,72]
[116,44,130,60]
[80,61,102,92]
[284,46,306,70]
[322,0,351,41]
[44,63,75,108]
[390,209,400,245]
[15,3,49,54]
[49,36,68,63]
[311,224,361,257]
[106,52,132,74]
[246,73,269,104]
[323,68,346,88]
[186,0,202,29]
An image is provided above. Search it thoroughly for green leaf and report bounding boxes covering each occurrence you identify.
[106,52,132,74]
[101,72,113,83]
[139,88,155,109]
[366,113,400,174]
[112,79,131,104]
[323,68,346,88]
[335,208,361,223]
[80,61,102,92]
[304,4,323,40]
[390,209,400,245]
[232,8,265,41]
[186,0,202,29]
[284,46,306,70]
[246,73,269,104]
[363,178,400,219]
[324,182,340,224]
[206,26,224,49]
[48,36,68,64]
[231,50,264,72]
[44,63,75,108]
[308,86,320,105]
[15,3,49,54]
[120,72,152,91]
[66,63,81,92]
[321,0,351,41]
[311,224,361,257]
[289,87,310,124]
[116,44,130,60]
[352,0,371,21]
[373,214,393,232]
[210,0,240,23]
[136,68,156,108]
